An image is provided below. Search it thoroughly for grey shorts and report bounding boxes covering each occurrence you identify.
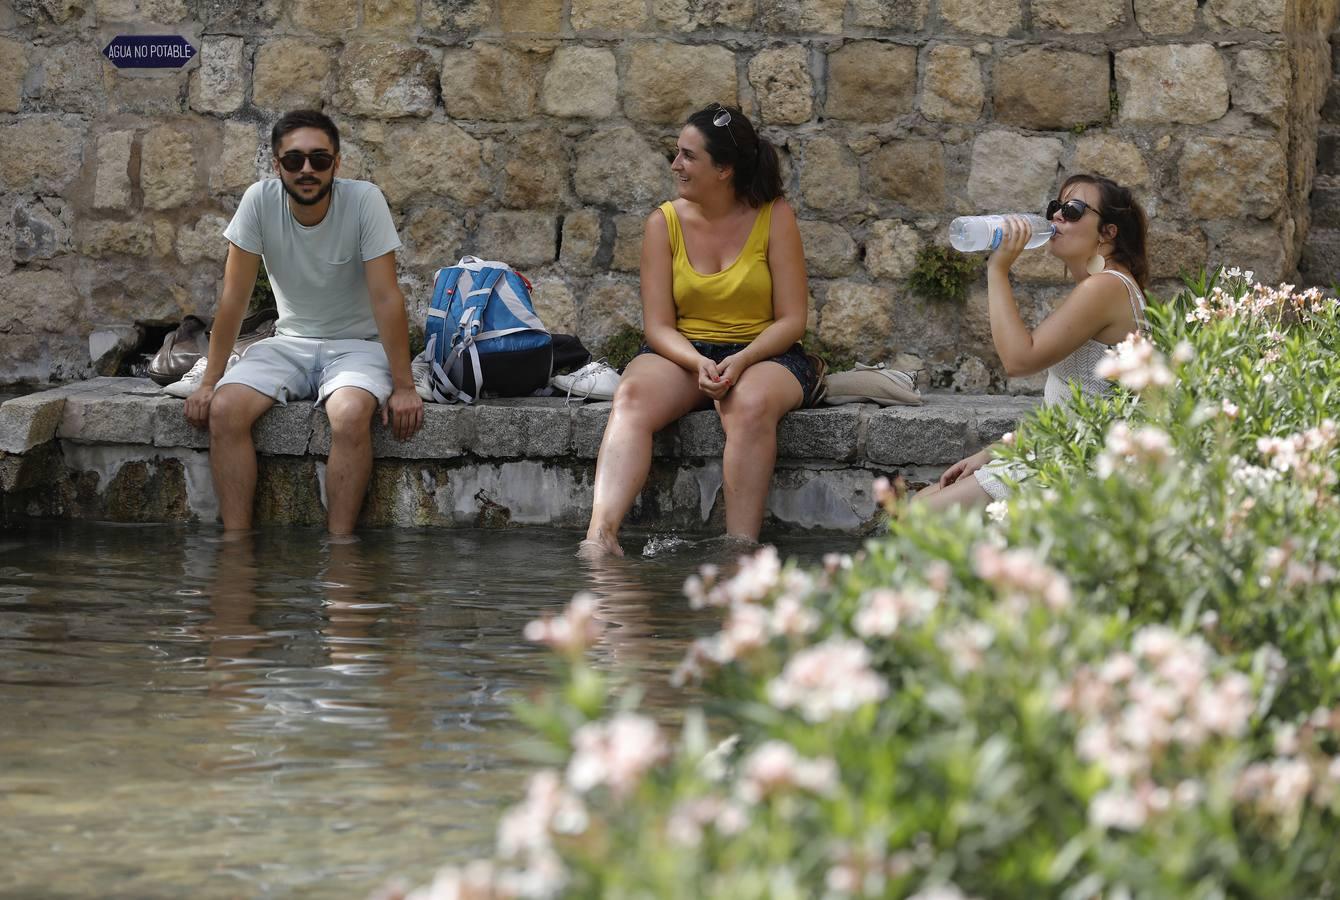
[217,335,393,406]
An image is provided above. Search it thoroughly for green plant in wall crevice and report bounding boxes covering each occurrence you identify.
[907,244,983,303]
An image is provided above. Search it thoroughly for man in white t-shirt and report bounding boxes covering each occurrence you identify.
[184,109,424,534]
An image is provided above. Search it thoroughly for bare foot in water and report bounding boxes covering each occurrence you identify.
[578,529,623,558]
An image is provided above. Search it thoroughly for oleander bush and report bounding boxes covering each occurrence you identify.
[388,270,1340,900]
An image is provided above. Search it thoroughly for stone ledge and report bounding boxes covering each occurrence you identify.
[19,378,1037,463]
[0,379,1041,531]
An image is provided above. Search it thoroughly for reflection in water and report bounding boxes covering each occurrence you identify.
[0,522,858,898]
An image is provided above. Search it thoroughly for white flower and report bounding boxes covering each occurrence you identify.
[1095,422,1175,478]
[985,500,1008,522]
[727,546,782,604]
[908,884,976,900]
[665,795,726,847]
[939,622,995,677]
[566,713,667,799]
[523,593,601,655]
[737,740,839,804]
[404,860,515,900]
[766,639,889,722]
[497,769,588,859]
[1089,786,1148,831]
[1094,333,1174,392]
[714,801,749,835]
[717,602,771,661]
[771,593,820,638]
[872,476,896,506]
[852,586,936,639]
[972,543,1071,611]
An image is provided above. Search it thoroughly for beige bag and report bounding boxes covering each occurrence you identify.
[823,362,922,407]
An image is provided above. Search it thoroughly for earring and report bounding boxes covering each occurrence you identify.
[1086,252,1106,275]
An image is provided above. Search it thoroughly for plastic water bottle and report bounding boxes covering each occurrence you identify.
[948,214,1056,252]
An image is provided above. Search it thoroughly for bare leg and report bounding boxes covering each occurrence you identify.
[716,361,803,541]
[208,385,277,531]
[323,386,378,535]
[913,473,992,511]
[584,354,706,556]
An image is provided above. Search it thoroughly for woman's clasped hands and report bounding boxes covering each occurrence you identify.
[697,353,750,401]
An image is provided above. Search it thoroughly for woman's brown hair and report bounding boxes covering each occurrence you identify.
[1061,173,1149,289]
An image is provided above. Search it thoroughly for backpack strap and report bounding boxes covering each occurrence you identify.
[427,267,508,404]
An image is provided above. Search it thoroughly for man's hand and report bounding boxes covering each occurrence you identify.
[184,385,214,429]
[381,385,424,441]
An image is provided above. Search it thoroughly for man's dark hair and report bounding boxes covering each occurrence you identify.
[271,109,340,156]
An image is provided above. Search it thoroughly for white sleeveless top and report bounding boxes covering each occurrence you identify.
[1042,269,1149,407]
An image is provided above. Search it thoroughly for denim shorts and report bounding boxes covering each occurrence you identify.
[637,340,820,407]
[217,335,393,406]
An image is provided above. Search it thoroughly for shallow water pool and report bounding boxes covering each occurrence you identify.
[0,522,858,898]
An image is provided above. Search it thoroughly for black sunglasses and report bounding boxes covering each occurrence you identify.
[1046,198,1100,223]
[277,150,336,173]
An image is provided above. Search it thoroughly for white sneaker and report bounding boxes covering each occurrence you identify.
[550,360,620,402]
[411,352,433,401]
[161,354,236,398]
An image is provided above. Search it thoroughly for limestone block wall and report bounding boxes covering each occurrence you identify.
[0,0,1337,387]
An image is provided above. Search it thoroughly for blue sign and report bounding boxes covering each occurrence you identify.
[102,35,197,69]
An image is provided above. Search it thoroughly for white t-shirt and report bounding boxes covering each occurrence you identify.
[223,178,402,340]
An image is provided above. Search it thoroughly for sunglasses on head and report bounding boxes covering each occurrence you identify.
[1046,198,1100,223]
[277,150,336,173]
[710,103,740,153]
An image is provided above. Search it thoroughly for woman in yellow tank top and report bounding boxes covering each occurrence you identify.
[582,104,816,556]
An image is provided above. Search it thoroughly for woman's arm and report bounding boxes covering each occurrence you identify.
[640,208,703,371]
[716,200,809,387]
[986,217,1129,378]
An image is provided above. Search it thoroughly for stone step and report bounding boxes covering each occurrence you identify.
[0,379,1042,532]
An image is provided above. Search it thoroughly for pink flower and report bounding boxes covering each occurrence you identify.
[497,770,588,859]
[1094,333,1173,392]
[523,593,601,656]
[908,885,976,900]
[403,860,514,900]
[939,622,995,676]
[767,639,889,721]
[566,713,667,799]
[873,476,896,507]
[771,594,820,638]
[1095,423,1175,478]
[666,795,726,847]
[1090,786,1148,831]
[737,740,839,804]
[972,543,1072,612]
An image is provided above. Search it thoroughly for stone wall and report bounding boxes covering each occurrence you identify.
[1,0,1337,387]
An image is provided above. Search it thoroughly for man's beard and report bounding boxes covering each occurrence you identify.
[282,176,333,206]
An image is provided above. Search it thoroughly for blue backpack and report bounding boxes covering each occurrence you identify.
[424,256,553,403]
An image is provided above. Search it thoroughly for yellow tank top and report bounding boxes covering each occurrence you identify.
[660,200,775,344]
